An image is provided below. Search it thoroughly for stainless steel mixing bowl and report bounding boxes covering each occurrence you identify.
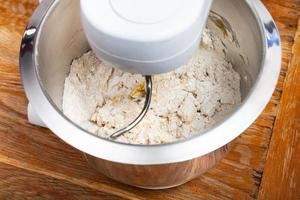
[20,0,281,189]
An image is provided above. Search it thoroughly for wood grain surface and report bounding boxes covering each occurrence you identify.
[0,0,299,199]
[258,19,300,200]
[0,162,122,200]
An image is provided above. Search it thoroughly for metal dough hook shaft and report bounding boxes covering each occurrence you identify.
[110,76,152,139]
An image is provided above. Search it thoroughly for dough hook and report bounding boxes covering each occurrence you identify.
[109,76,152,139]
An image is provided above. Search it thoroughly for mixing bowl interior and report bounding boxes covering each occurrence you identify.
[36,0,263,136]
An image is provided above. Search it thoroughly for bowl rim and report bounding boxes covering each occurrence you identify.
[20,0,281,165]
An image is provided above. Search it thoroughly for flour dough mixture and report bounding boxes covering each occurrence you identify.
[62,29,241,145]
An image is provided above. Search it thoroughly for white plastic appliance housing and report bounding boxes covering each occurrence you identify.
[80,0,213,75]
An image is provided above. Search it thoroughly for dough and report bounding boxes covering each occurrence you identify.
[62,29,241,145]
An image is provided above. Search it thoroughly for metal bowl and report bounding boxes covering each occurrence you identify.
[20,0,281,189]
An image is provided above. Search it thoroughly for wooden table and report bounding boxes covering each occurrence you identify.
[0,0,299,199]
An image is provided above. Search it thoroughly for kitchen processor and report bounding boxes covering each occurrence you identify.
[80,0,213,139]
[20,0,281,188]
